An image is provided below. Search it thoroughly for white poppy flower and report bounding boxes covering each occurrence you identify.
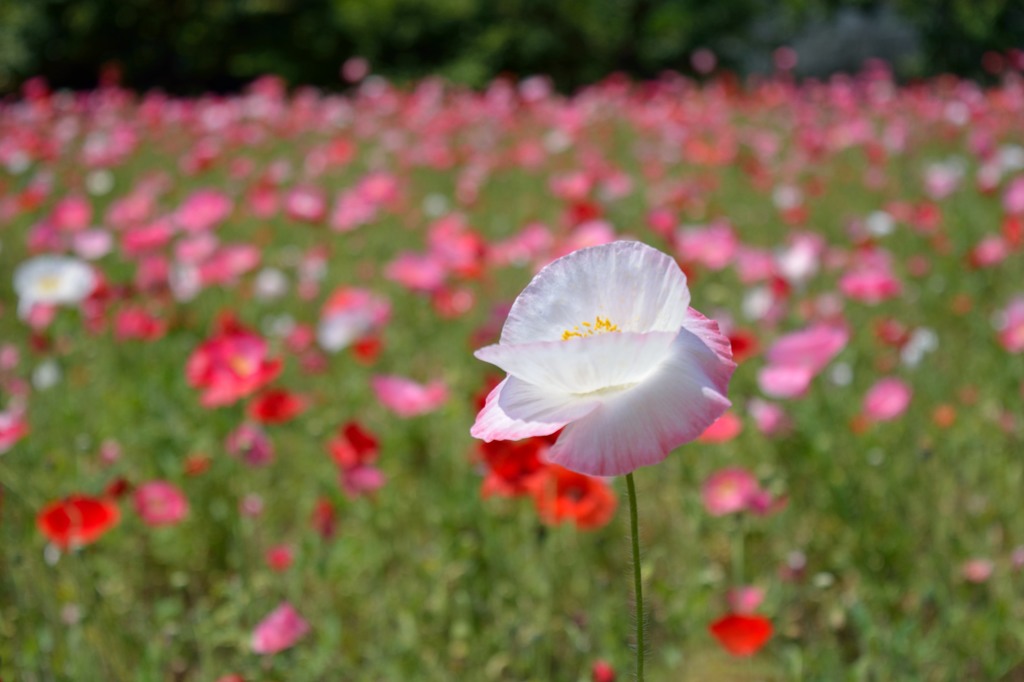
[471,241,735,476]
[13,255,96,318]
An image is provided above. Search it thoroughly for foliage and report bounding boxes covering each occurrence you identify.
[0,0,1021,93]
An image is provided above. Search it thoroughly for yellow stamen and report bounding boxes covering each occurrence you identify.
[562,316,620,341]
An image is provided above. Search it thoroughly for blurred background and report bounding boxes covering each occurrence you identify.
[0,0,1021,94]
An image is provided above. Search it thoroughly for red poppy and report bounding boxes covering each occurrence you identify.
[37,495,120,548]
[352,336,382,365]
[247,388,307,425]
[527,465,617,531]
[708,614,773,657]
[185,316,282,408]
[310,497,337,540]
[726,329,759,363]
[478,437,550,498]
[327,422,379,469]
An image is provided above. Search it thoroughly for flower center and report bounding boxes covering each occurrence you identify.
[562,316,620,341]
[36,274,63,295]
[228,355,258,377]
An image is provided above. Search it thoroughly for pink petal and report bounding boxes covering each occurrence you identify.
[251,602,310,655]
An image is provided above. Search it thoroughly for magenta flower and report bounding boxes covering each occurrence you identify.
[471,241,734,476]
[133,481,189,527]
[372,375,449,417]
[251,602,310,655]
[702,468,759,516]
[863,377,912,422]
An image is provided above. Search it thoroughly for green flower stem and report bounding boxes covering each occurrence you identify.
[626,472,645,682]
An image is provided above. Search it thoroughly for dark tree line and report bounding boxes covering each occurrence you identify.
[0,0,1020,94]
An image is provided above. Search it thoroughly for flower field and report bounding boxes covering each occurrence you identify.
[1,66,1023,680]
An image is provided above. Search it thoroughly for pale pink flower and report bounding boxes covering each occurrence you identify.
[384,252,446,293]
[839,265,901,304]
[757,364,815,399]
[284,186,326,223]
[133,481,189,527]
[996,297,1024,353]
[1010,546,1024,572]
[676,221,738,271]
[727,586,766,614]
[175,233,219,264]
[175,190,232,232]
[0,409,29,454]
[72,229,113,260]
[969,235,1008,268]
[758,324,848,399]
[702,468,758,516]
[555,220,616,258]
[251,602,310,655]
[961,558,994,583]
[317,287,391,353]
[747,398,792,437]
[372,375,449,417]
[341,466,387,498]
[1003,176,1024,215]
[471,241,734,476]
[863,377,912,422]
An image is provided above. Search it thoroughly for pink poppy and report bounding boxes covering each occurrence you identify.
[0,409,29,453]
[317,287,391,353]
[727,585,766,614]
[747,399,792,437]
[225,422,274,467]
[698,411,742,443]
[251,602,310,655]
[675,221,738,271]
[862,377,912,422]
[758,324,848,399]
[757,364,815,399]
[185,318,282,407]
[839,265,902,304]
[961,558,994,583]
[50,195,92,232]
[175,190,232,232]
[121,220,174,254]
[702,468,759,516]
[133,481,188,527]
[114,307,167,341]
[997,296,1024,353]
[1004,176,1024,215]
[384,252,446,293]
[265,545,294,572]
[765,324,849,371]
[72,229,113,260]
[284,186,326,223]
[968,235,1009,268]
[371,375,449,417]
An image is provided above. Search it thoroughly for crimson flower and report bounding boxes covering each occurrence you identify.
[37,495,120,548]
[185,316,282,407]
[247,388,308,425]
[708,613,773,657]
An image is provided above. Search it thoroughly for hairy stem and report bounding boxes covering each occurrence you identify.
[626,472,645,681]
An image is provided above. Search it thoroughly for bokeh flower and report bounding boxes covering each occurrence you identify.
[13,255,96,318]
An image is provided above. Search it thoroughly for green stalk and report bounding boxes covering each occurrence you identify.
[625,472,645,681]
